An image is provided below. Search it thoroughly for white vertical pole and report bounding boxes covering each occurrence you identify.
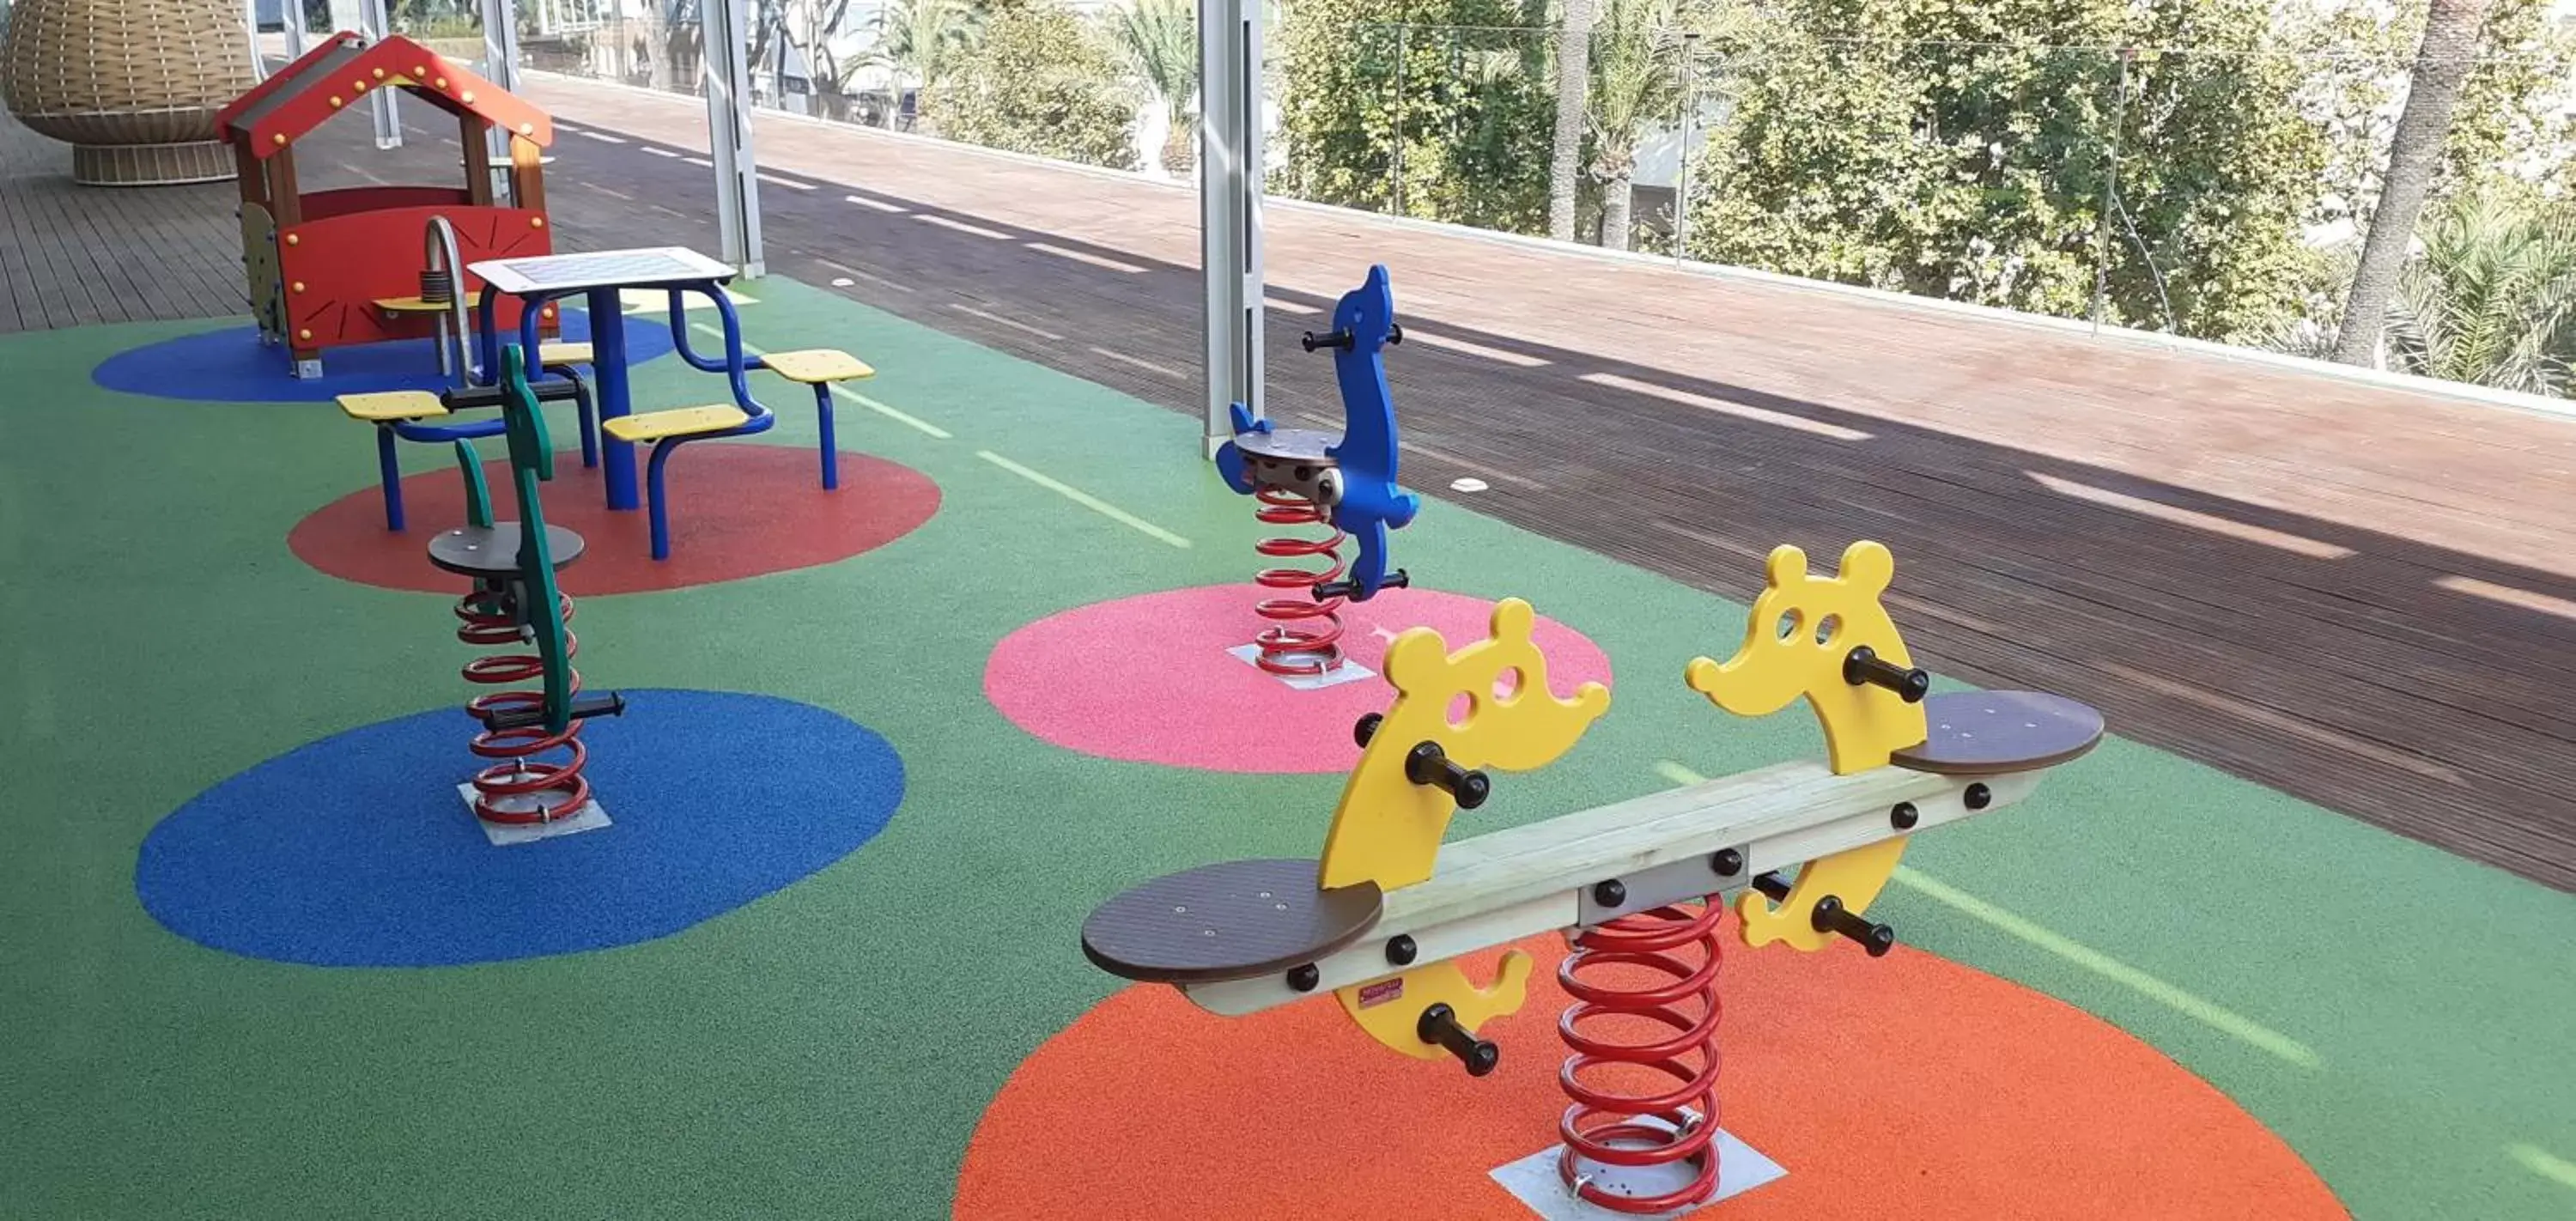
[282,0,307,57]
[1198,0,1264,459]
[243,0,270,81]
[702,0,767,275]
[357,0,401,148]
[478,0,522,202]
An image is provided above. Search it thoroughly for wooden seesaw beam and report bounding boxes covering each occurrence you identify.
[1178,757,2041,1017]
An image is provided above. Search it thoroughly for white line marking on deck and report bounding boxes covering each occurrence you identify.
[948,302,1060,341]
[977,451,1191,548]
[915,214,1012,240]
[2029,473,2352,559]
[1402,328,1548,368]
[1583,372,1873,441]
[1028,242,1145,273]
[1089,346,1184,379]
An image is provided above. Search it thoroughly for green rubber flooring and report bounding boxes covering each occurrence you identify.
[3,276,2572,1219]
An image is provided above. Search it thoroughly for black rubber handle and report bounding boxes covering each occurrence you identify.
[1417,1003,1498,1076]
[1301,328,1354,353]
[1843,646,1930,702]
[1406,742,1491,809]
[1312,569,1408,602]
[474,691,627,732]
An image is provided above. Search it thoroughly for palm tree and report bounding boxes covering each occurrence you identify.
[2331,0,2495,366]
[2385,189,2576,394]
[1110,0,1198,177]
[1582,0,1727,251]
[2273,190,2576,396]
[867,0,981,131]
[1545,0,1597,242]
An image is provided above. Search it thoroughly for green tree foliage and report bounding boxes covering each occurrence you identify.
[1683,0,2325,342]
[2338,0,2576,206]
[2387,190,2576,393]
[934,0,1140,170]
[1583,0,1739,251]
[2272,189,2576,394]
[1109,0,1199,176]
[869,0,985,131]
[1277,0,1557,234]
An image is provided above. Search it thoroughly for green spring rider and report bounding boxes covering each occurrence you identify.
[428,342,626,829]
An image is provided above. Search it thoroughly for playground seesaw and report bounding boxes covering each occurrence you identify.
[1081,539,2104,1214]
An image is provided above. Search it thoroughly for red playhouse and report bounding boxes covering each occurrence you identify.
[216,32,557,378]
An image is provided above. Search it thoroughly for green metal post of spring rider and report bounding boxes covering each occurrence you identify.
[425,342,627,839]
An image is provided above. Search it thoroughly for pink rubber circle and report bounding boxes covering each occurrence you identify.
[984,584,1613,773]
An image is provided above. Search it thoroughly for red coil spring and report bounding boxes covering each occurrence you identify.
[455,586,591,825]
[1249,483,1348,676]
[1555,900,1726,1214]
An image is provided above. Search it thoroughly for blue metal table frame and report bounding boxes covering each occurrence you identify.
[468,246,749,512]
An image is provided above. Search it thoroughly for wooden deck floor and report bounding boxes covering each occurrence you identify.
[7,85,2574,891]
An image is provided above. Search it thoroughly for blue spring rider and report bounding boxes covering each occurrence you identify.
[1212,265,1421,677]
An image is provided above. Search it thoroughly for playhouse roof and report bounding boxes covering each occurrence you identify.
[216,32,553,160]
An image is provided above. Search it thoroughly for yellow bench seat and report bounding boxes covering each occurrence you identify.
[373,289,484,313]
[337,390,448,422]
[538,342,595,366]
[602,404,752,444]
[761,348,874,385]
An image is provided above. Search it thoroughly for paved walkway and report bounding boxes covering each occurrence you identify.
[6,84,2573,890]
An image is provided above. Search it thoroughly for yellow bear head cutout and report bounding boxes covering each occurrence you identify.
[1686,541,1925,774]
[1315,598,1611,892]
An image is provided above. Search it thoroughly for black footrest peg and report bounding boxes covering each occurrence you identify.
[1809,894,1896,957]
[1312,569,1407,602]
[473,690,628,732]
[1417,1003,1499,1076]
[1750,873,1895,956]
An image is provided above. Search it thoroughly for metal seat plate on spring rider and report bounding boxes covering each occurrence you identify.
[427,524,588,579]
[1231,426,1340,465]
[1230,427,1343,500]
[1082,858,1383,984]
[1889,689,2105,775]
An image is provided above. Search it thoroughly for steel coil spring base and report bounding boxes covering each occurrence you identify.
[456,584,591,825]
[1250,484,1348,675]
[1556,900,1726,1214]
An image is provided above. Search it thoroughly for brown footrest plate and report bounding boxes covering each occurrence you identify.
[1891,690,2105,775]
[1082,858,1383,985]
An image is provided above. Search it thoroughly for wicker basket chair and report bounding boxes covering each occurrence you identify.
[1,0,260,185]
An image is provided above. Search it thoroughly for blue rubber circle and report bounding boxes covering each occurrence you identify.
[135,690,903,967]
[91,307,677,404]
